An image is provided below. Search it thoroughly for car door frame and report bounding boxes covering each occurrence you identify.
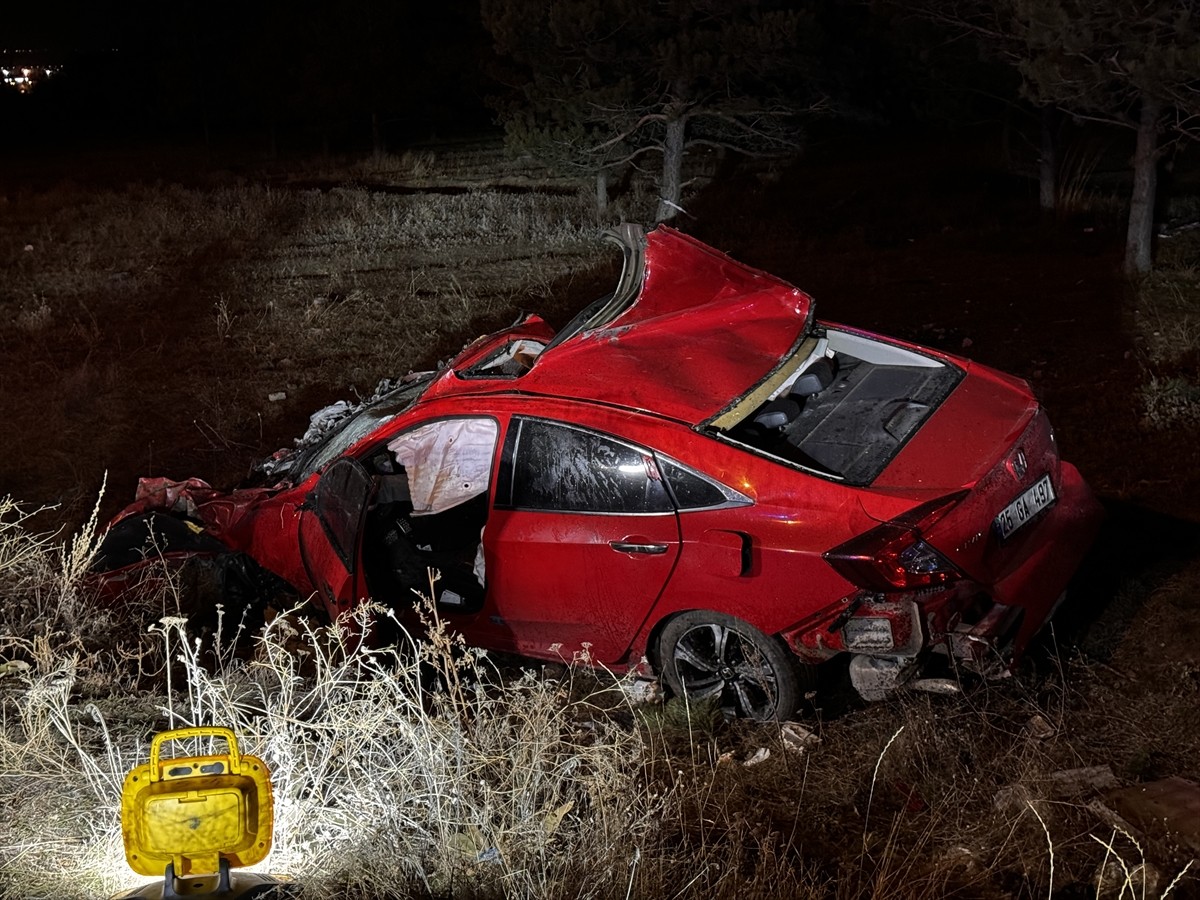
[297,455,375,621]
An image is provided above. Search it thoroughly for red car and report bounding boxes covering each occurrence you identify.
[95,225,1103,720]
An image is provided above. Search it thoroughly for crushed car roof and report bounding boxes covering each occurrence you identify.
[432,226,815,425]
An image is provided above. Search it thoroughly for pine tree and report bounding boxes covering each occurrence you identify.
[483,0,822,221]
[908,0,1200,274]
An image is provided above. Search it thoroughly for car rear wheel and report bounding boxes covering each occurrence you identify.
[657,611,813,722]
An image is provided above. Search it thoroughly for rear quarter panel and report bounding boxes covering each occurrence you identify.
[612,422,865,666]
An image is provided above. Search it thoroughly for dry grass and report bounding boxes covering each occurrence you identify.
[2,495,1199,898]
[0,147,611,520]
[0,509,659,899]
[1054,138,1120,219]
[1132,229,1200,429]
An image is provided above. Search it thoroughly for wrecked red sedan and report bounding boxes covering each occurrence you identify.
[95,225,1103,720]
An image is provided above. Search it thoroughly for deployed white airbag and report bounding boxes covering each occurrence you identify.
[387,418,499,515]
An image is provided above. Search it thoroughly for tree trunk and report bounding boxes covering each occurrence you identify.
[656,116,686,222]
[594,170,609,218]
[1039,105,1056,213]
[1125,96,1161,276]
[372,111,384,156]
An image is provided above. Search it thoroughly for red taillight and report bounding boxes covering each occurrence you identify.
[823,492,967,592]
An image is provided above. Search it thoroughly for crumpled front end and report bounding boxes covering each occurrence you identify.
[92,476,292,606]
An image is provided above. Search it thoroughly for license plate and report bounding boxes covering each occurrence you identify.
[994,474,1056,541]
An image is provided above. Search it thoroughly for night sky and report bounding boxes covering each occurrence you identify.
[3,1,142,50]
[1,0,498,148]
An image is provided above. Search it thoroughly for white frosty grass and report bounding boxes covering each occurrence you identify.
[0,499,656,900]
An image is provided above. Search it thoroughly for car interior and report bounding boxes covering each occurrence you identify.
[723,328,964,484]
[361,448,489,616]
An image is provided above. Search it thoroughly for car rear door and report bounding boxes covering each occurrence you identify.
[484,417,681,665]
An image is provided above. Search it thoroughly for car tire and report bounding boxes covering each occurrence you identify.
[658,611,814,722]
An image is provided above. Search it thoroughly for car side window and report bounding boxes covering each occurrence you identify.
[658,459,730,510]
[498,418,672,514]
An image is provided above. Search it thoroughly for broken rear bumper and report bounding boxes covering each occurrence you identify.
[990,461,1104,655]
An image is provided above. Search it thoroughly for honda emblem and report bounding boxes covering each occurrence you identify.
[1012,449,1028,479]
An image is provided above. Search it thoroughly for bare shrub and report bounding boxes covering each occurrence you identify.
[1140,374,1200,429]
[0,184,300,311]
[1134,234,1200,429]
[1054,139,1112,218]
[0,496,56,599]
[0,481,110,640]
[1137,272,1200,367]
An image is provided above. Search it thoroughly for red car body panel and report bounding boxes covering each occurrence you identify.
[96,225,1103,707]
[425,228,813,425]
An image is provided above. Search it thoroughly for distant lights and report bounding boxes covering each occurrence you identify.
[1,64,58,91]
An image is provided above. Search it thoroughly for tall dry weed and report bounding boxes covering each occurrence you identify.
[0,537,661,900]
[1,498,1196,898]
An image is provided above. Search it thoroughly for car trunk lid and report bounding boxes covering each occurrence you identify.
[864,363,1063,584]
[870,362,1038,495]
[867,365,1096,619]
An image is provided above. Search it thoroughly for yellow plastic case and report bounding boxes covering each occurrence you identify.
[120,727,274,878]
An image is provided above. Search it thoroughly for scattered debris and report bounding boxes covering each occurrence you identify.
[300,399,354,443]
[268,392,287,403]
[1048,765,1120,798]
[1094,856,1160,900]
[994,783,1033,814]
[780,721,819,754]
[995,765,1119,813]
[910,677,960,695]
[0,659,31,677]
[1024,714,1055,741]
[743,747,771,767]
[542,800,574,836]
[622,678,662,705]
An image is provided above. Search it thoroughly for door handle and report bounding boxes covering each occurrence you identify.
[609,540,669,555]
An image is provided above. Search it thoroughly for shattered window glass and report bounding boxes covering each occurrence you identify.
[505,419,672,514]
[290,375,434,481]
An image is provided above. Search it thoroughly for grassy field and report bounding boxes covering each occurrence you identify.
[1,140,1199,898]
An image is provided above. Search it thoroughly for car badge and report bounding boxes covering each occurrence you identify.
[1012,449,1028,479]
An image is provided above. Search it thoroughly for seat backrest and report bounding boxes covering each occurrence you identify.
[789,356,837,397]
[753,397,802,430]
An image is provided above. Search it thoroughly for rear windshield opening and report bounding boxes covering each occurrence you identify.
[714,327,964,485]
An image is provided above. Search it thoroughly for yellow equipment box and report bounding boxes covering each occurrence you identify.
[120,727,274,878]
